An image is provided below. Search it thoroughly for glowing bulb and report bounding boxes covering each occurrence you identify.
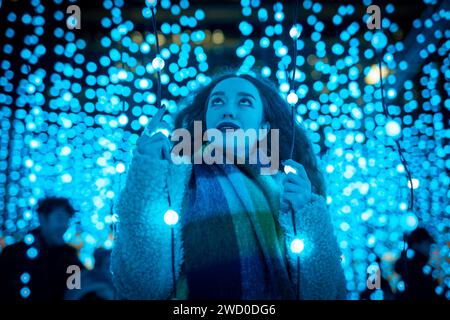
[385,120,401,137]
[30,139,41,148]
[407,178,419,189]
[280,82,289,92]
[20,272,30,284]
[26,247,38,259]
[118,114,128,125]
[139,79,149,89]
[25,159,34,168]
[364,64,388,85]
[146,0,158,8]
[60,146,72,156]
[61,173,72,183]
[289,24,302,39]
[284,165,297,175]
[152,56,165,71]
[397,281,405,292]
[371,31,388,51]
[118,70,127,80]
[405,213,418,230]
[26,84,36,94]
[24,234,34,245]
[290,238,304,254]
[20,287,31,299]
[277,46,288,56]
[116,163,125,173]
[287,91,299,105]
[164,209,179,226]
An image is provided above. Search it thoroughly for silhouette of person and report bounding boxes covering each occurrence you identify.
[0,197,83,300]
[394,227,444,300]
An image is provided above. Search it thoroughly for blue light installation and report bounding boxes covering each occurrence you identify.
[0,0,448,300]
[235,0,449,299]
[0,0,211,274]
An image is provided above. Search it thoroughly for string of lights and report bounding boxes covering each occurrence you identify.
[287,0,302,300]
[145,0,179,298]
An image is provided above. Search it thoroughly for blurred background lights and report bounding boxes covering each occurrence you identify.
[287,91,299,105]
[26,247,38,259]
[407,178,420,189]
[152,56,165,71]
[371,32,388,51]
[385,120,401,137]
[289,24,302,39]
[365,64,389,84]
[20,272,31,284]
[404,213,419,230]
[20,287,31,299]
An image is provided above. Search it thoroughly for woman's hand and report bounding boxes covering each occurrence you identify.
[280,159,312,213]
[136,106,171,160]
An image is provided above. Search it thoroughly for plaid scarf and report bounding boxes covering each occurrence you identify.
[181,162,295,299]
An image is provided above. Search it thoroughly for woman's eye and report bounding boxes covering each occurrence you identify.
[211,97,224,105]
[240,98,252,106]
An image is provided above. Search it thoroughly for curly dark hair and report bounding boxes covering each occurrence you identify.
[174,70,326,197]
[36,196,76,217]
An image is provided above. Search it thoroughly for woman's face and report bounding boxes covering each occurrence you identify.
[205,77,265,132]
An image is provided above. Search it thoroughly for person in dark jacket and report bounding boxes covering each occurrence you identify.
[0,197,83,300]
[394,227,445,300]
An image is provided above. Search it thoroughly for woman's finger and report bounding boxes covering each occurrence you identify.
[137,132,171,158]
[137,132,166,149]
[152,105,168,124]
[144,105,168,135]
[283,192,310,208]
[283,159,308,180]
[285,172,311,188]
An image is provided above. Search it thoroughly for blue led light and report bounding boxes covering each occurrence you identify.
[371,31,388,50]
[20,287,31,299]
[20,272,31,284]
[239,21,253,36]
[290,238,305,254]
[164,209,179,226]
[26,247,38,259]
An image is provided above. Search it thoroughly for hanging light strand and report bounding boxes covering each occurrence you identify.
[288,0,301,301]
[147,0,176,298]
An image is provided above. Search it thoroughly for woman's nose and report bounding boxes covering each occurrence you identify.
[221,105,237,119]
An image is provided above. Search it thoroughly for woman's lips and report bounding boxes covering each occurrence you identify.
[216,122,240,132]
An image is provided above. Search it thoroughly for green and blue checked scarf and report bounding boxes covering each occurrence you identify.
[179,161,296,300]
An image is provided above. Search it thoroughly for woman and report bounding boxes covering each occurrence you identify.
[111,72,346,300]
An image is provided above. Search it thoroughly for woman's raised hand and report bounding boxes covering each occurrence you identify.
[136,106,172,160]
[280,159,313,213]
